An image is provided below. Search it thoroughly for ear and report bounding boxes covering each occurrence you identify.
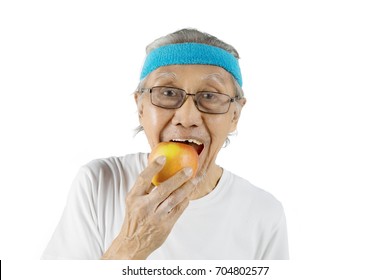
[229,98,246,133]
[134,92,144,124]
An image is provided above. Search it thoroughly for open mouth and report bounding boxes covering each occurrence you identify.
[170,138,204,155]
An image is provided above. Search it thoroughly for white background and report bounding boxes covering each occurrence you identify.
[1,0,389,278]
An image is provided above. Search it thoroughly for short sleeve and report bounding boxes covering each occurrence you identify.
[41,166,103,259]
[260,209,290,260]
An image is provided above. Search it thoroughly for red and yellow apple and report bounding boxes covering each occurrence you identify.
[149,142,199,186]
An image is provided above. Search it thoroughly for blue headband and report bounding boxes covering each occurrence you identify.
[140,43,243,87]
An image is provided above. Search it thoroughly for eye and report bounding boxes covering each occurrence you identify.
[201,92,217,100]
[161,88,178,97]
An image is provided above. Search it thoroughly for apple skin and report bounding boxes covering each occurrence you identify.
[149,142,199,186]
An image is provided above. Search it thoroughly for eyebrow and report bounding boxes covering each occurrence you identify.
[201,73,227,86]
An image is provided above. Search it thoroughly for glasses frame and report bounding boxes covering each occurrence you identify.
[139,86,239,114]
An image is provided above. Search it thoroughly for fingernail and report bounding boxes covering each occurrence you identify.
[190,178,198,185]
[184,167,193,176]
[156,156,166,164]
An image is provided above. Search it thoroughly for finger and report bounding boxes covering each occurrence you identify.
[166,197,190,223]
[155,178,195,215]
[131,156,166,196]
[149,167,193,204]
[146,185,157,195]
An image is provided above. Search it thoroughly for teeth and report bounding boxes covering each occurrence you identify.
[171,138,203,145]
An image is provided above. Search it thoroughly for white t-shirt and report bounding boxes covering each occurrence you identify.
[42,153,289,260]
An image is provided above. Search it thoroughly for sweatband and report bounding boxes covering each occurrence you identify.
[140,43,243,87]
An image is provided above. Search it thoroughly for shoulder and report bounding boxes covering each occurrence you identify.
[72,153,148,194]
[80,153,148,179]
[223,170,285,222]
[83,153,148,173]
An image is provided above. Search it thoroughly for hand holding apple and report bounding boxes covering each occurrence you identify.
[102,154,196,259]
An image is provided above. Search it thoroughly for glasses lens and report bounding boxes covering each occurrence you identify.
[151,87,185,108]
[196,92,232,114]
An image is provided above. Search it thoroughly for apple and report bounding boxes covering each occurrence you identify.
[149,142,199,186]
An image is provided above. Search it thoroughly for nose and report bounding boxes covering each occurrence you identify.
[171,96,203,128]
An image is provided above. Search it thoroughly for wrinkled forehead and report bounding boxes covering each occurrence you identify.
[144,65,236,90]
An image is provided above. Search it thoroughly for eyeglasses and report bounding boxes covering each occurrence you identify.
[139,86,239,114]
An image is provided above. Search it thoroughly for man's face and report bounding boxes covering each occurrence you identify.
[135,64,245,178]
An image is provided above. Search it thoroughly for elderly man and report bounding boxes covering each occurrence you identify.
[42,28,289,260]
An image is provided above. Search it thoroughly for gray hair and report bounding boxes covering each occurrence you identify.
[146,28,240,58]
[135,28,244,144]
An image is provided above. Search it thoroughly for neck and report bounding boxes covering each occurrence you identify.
[190,163,222,200]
